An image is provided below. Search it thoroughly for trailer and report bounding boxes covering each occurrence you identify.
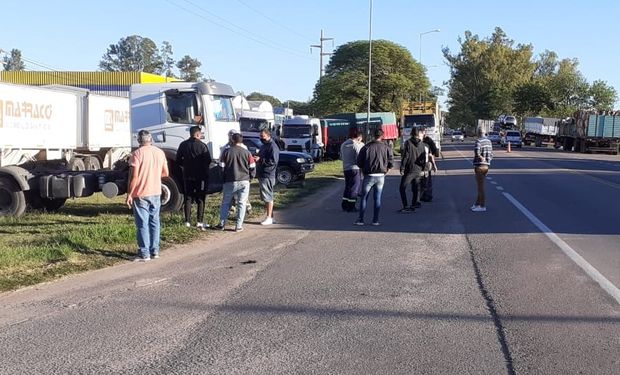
[556,111,620,154]
[0,80,239,217]
[476,119,494,135]
[325,112,398,149]
[523,117,560,147]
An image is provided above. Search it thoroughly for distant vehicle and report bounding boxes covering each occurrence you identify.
[503,116,517,128]
[501,130,523,148]
[281,116,324,162]
[242,138,315,186]
[451,131,464,142]
[488,131,501,144]
[400,101,442,154]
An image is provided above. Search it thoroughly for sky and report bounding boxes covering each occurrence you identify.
[1,0,619,108]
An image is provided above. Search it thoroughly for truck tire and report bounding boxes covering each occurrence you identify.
[0,175,27,217]
[83,156,101,171]
[276,167,294,186]
[160,176,183,212]
[69,158,86,171]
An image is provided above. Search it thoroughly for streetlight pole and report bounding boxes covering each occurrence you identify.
[366,0,373,140]
[419,29,440,102]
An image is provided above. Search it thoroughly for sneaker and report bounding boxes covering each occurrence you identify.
[354,220,364,226]
[197,222,209,231]
[470,205,479,210]
[152,254,160,259]
[133,256,151,262]
[235,226,244,233]
[471,206,487,212]
[215,222,226,231]
[184,222,191,228]
[261,217,274,226]
[412,202,422,209]
[371,221,381,226]
[398,207,413,213]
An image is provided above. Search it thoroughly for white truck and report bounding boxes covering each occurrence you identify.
[0,80,239,217]
[523,117,560,147]
[233,97,275,139]
[280,115,324,161]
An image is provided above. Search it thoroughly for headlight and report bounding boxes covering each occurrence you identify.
[296,157,306,163]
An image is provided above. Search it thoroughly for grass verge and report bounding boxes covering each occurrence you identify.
[0,161,342,292]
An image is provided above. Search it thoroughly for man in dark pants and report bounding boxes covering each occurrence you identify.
[399,127,427,212]
[420,128,439,202]
[176,126,212,230]
[340,128,364,212]
[256,129,280,225]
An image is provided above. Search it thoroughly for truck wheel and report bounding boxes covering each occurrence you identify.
[69,158,85,171]
[0,176,27,217]
[41,198,67,212]
[276,167,294,186]
[160,176,183,212]
[83,156,101,171]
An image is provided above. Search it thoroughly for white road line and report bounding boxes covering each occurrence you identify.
[496,186,504,191]
[486,177,493,180]
[502,192,620,305]
[490,181,498,185]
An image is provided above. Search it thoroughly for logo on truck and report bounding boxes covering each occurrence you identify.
[0,99,53,129]
[104,109,129,131]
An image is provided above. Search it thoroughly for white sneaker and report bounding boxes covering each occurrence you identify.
[261,217,274,226]
[185,222,191,228]
[196,222,209,231]
[471,206,487,212]
[470,205,479,210]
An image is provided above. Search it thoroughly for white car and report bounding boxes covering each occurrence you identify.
[501,130,523,148]
[451,131,464,142]
[503,116,517,128]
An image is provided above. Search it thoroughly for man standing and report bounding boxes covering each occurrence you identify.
[399,127,427,212]
[355,129,394,226]
[217,133,255,232]
[420,129,439,202]
[176,125,212,230]
[472,127,494,212]
[126,130,169,261]
[256,129,279,225]
[340,128,364,212]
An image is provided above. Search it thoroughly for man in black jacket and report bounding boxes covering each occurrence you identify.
[355,129,394,226]
[176,126,212,230]
[399,127,427,212]
[420,129,439,202]
[256,129,280,225]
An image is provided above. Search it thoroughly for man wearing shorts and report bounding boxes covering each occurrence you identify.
[256,129,280,225]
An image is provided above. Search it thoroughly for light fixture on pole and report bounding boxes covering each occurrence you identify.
[419,29,440,102]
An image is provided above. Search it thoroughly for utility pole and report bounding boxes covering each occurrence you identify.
[310,29,334,79]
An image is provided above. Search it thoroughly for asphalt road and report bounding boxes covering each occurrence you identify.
[1,141,618,374]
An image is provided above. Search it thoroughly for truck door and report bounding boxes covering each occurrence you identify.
[163,89,202,147]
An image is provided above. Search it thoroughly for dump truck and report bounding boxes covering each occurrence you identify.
[523,117,561,147]
[0,80,239,217]
[400,101,441,154]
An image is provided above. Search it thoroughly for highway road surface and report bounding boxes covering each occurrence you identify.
[1,140,618,374]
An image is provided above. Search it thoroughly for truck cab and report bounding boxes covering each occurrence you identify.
[129,81,239,210]
[281,116,324,161]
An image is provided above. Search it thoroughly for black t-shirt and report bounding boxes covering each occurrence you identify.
[176,138,212,181]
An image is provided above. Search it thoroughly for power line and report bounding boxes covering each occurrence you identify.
[235,0,314,43]
[167,0,313,61]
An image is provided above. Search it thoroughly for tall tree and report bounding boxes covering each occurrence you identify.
[99,35,163,73]
[513,82,553,116]
[2,48,25,71]
[588,80,617,111]
[159,41,175,77]
[312,40,429,116]
[176,55,203,81]
[246,92,282,107]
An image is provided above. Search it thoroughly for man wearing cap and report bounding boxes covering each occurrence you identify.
[126,130,169,261]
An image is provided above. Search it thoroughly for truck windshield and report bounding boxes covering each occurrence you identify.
[210,95,235,122]
[282,125,311,138]
[165,92,199,124]
[240,118,269,132]
[403,114,434,128]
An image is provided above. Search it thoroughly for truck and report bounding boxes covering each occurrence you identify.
[400,101,441,154]
[523,117,560,147]
[556,111,620,154]
[322,112,399,155]
[0,80,239,217]
[280,115,324,161]
[233,97,275,139]
[476,119,494,136]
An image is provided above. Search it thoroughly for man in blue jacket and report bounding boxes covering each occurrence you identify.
[355,129,394,226]
[256,129,280,225]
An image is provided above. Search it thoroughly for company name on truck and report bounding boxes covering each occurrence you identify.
[104,109,129,131]
[0,99,53,129]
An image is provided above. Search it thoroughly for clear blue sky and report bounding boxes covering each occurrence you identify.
[2,0,618,107]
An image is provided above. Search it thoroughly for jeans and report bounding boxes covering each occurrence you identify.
[132,195,161,259]
[475,165,489,207]
[358,175,385,223]
[400,173,423,208]
[219,181,250,228]
[342,169,362,211]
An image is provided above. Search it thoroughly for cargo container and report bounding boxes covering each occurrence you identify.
[324,112,398,151]
[0,80,240,217]
[523,117,560,147]
[555,111,620,154]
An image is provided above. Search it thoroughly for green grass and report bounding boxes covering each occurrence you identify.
[0,161,342,292]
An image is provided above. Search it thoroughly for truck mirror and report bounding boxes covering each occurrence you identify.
[165,89,180,96]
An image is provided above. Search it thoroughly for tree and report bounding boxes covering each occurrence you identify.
[246,92,282,107]
[176,55,203,81]
[2,48,25,71]
[588,80,617,111]
[312,40,429,116]
[159,41,175,77]
[99,35,163,73]
[285,100,314,116]
[513,82,553,116]
[543,58,590,116]
[443,28,534,129]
